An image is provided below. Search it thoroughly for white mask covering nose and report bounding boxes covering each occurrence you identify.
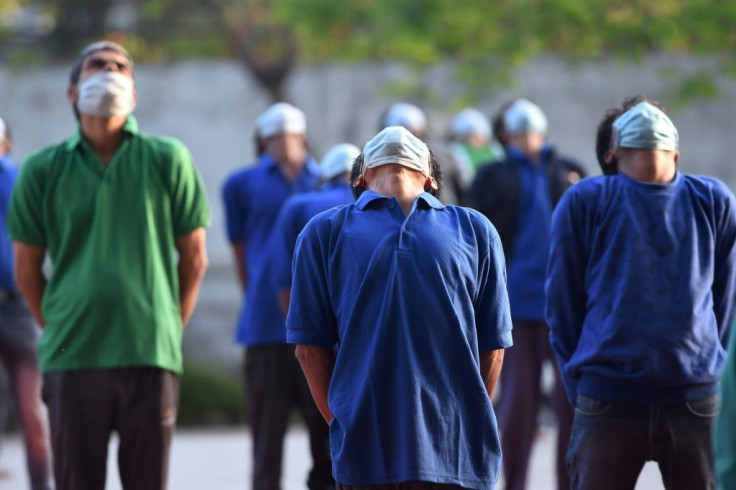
[76,72,135,118]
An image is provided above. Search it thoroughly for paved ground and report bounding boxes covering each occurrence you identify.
[0,426,664,489]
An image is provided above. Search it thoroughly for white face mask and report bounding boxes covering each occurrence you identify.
[76,72,135,118]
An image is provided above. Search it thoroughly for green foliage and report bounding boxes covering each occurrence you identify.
[177,361,244,427]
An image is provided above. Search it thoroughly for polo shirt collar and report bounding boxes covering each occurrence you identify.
[259,152,320,178]
[356,190,445,211]
[65,115,139,151]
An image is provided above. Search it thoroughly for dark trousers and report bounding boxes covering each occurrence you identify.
[567,395,717,490]
[336,482,468,489]
[495,320,574,490]
[42,366,180,490]
[245,345,333,490]
[0,295,52,490]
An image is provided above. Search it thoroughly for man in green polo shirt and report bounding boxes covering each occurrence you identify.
[8,41,210,490]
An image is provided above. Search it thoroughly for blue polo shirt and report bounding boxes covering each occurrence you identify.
[506,145,553,321]
[271,179,354,293]
[0,156,18,290]
[222,153,319,345]
[286,190,513,488]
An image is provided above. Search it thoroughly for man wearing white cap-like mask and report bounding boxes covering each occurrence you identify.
[272,143,360,319]
[222,102,332,490]
[381,102,468,205]
[287,126,512,489]
[547,101,736,490]
[0,117,53,490]
[8,41,211,489]
[448,107,504,183]
[469,98,584,490]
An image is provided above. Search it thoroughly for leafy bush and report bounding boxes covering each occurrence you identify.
[178,361,244,426]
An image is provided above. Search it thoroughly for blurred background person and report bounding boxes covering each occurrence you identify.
[449,107,504,184]
[273,142,360,318]
[222,102,332,490]
[0,116,52,490]
[380,102,467,205]
[469,98,585,490]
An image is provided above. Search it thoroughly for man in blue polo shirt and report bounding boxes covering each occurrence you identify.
[287,126,513,489]
[0,117,52,490]
[272,143,360,317]
[546,101,736,489]
[221,103,331,490]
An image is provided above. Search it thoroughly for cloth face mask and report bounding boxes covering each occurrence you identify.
[77,72,135,118]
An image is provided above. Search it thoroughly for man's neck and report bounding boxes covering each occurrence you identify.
[278,160,306,183]
[369,183,423,216]
[618,150,677,184]
[80,114,127,166]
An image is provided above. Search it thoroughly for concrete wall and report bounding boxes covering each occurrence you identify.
[2,56,735,370]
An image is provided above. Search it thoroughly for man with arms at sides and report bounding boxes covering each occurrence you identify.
[469,98,584,490]
[547,101,736,490]
[272,143,360,317]
[287,126,512,489]
[221,103,332,490]
[8,41,210,490]
[0,117,53,490]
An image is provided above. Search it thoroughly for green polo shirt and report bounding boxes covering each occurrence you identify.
[8,116,210,374]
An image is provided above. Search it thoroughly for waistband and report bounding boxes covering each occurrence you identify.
[578,373,718,405]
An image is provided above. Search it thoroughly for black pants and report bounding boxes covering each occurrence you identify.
[336,482,468,489]
[245,344,333,490]
[42,366,180,490]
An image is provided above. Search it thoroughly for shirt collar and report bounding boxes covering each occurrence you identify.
[65,115,139,151]
[355,190,445,211]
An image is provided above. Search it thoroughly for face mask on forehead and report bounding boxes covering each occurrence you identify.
[77,72,135,118]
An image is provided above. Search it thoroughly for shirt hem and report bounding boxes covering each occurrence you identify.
[578,373,718,404]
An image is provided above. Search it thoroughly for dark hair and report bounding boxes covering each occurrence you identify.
[595,95,667,175]
[69,41,134,86]
[491,99,518,149]
[350,151,443,200]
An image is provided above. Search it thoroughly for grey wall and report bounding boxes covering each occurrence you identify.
[2,56,735,370]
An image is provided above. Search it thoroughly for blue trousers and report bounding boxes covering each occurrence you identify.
[567,395,717,490]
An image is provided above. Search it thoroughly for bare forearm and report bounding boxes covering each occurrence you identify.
[178,256,208,326]
[480,349,505,401]
[295,344,335,424]
[176,228,209,327]
[17,271,46,327]
[277,288,291,319]
[231,242,247,291]
[13,242,47,328]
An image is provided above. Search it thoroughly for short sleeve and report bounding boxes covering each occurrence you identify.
[169,142,210,236]
[8,155,47,247]
[474,221,513,351]
[285,217,339,347]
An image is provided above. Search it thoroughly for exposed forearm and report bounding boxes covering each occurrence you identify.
[295,344,335,424]
[231,242,247,291]
[13,243,47,328]
[277,288,291,319]
[176,228,209,327]
[16,268,46,328]
[480,349,505,401]
[178,252,208,327]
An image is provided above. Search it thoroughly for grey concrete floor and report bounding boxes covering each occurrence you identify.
[0,426,664,489]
